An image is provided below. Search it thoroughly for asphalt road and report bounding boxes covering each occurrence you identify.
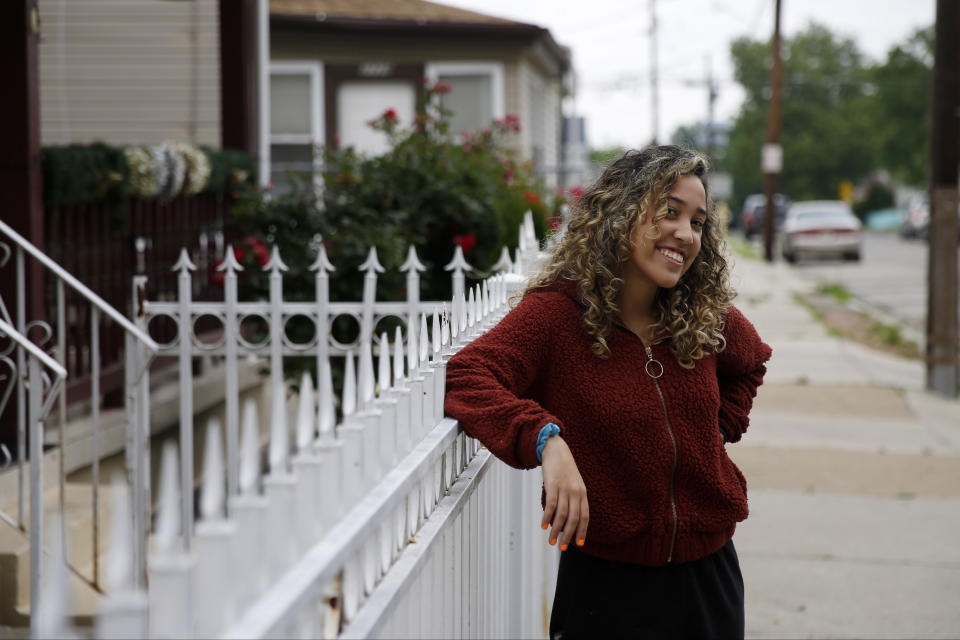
[755,231,960,342]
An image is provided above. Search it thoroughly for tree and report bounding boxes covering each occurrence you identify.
[721,23,877,209]
[719,23,932,210]
[864,27,933,186]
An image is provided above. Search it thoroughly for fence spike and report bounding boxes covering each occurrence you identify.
[475,284,483,325]
[459,291,468,334]
[309,244,336,273]
[482,281,489,319]
[200,417,226,521]
[378,332,391,395]
[431,308,441,362]
[296,371,316,452]
[450,297,459,342]
[518,222,527,253]
[359,338,376,407]
[492,246,513,273]
[318,359,336,440]
[155,442,181,554]
[342,350,357,420]
[171,247,196,273]
[217,244,245,273]
[441,303,450,347]
[399,245,426,273]
[239,399,260,494]
[358,246,385,274]
[263,245,289,273]
[393,327,405,385]
[525,209,537,245]
[35,512,75,640]
[105,474,135,592]
[513,247,523,275]
[407,316,418,375]
[467,288,476,329]
[268,380,289,474]
[419,313,429,365]
[443,245,475,274]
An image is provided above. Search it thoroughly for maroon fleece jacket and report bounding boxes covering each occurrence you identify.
[444,280,772,566]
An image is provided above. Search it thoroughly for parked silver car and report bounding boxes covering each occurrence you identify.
[781,200,862,263]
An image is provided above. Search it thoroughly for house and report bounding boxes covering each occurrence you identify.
[267,0,573,189]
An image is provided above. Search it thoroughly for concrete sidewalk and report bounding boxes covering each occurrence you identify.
[727,255,960,639]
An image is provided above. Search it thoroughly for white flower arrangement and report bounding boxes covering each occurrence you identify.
[170,142,212,195]
[157,143,185,200]
[124,146,159,197]
[124,142,217,199]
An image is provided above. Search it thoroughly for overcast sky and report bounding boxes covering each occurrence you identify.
[441,0,935,150]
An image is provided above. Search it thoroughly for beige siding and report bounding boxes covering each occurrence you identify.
[39,0,221,147]
[517,59,564,186]
[271,27,566,166]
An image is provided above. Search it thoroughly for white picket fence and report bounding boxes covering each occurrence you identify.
[54,214,559,638]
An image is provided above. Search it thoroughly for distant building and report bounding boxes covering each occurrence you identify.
[561,115,592,189]
[268,0,572,188]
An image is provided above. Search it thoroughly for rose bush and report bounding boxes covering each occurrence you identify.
[230,80,556,305]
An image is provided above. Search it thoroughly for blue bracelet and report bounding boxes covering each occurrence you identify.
[536,423,561,463]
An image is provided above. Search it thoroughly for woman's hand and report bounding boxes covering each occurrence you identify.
[540,436,589,550]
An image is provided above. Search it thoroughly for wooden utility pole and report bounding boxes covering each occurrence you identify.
[761,0,783,263]
[649,0,659,145]
[706,56,718,160]
[927,0,959,397]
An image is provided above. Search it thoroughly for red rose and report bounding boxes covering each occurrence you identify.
[384,108,398,121]
[433,81,452,94]
[524,190,543,206]
[453,233,477,255]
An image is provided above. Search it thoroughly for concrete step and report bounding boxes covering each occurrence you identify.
[0,360,270,629]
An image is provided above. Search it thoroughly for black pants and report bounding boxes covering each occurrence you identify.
[549,539,745,640]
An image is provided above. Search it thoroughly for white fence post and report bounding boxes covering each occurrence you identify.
[118,236,567,640]
[220,245,244,506]
[194,418,237,638]
[228,399,270,610]
[148,442,197,639]
[172,249,197,551]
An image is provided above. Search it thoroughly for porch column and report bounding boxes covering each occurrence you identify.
[0,0,45,454]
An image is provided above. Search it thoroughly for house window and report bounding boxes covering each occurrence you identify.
[269,63,323,192]
[336,80,416,157]
[324,64,423,157]
[425,62,505,141]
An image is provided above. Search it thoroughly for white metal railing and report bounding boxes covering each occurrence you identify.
[28,213,556,637]
[0,218,159,636]
[0,318,67,638]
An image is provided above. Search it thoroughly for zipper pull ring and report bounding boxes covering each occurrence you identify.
[644,345,664,379]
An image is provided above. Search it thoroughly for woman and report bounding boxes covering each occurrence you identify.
[444,145,771,638]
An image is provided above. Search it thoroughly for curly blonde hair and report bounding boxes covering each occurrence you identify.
[524,145,734,368]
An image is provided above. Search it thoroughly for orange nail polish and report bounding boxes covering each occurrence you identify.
[577,539,585,547]
[560,544,568,551]
[541,523,548,530]
[549,538,557,546]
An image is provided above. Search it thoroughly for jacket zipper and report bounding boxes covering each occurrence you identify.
[644,343,679,563]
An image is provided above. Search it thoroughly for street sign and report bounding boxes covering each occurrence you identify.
[762,143,782,173]
[708,172,733,201]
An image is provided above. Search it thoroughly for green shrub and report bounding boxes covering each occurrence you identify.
[853,182,894,220]
[229,81,557,306]
[43,143,130,210]
[41,142,255,213]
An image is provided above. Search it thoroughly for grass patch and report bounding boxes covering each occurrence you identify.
[792,292,825,323]
[816,282,853,303]
[793,290,920,360]
[870,321,910,347]
[727,235,760,261]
